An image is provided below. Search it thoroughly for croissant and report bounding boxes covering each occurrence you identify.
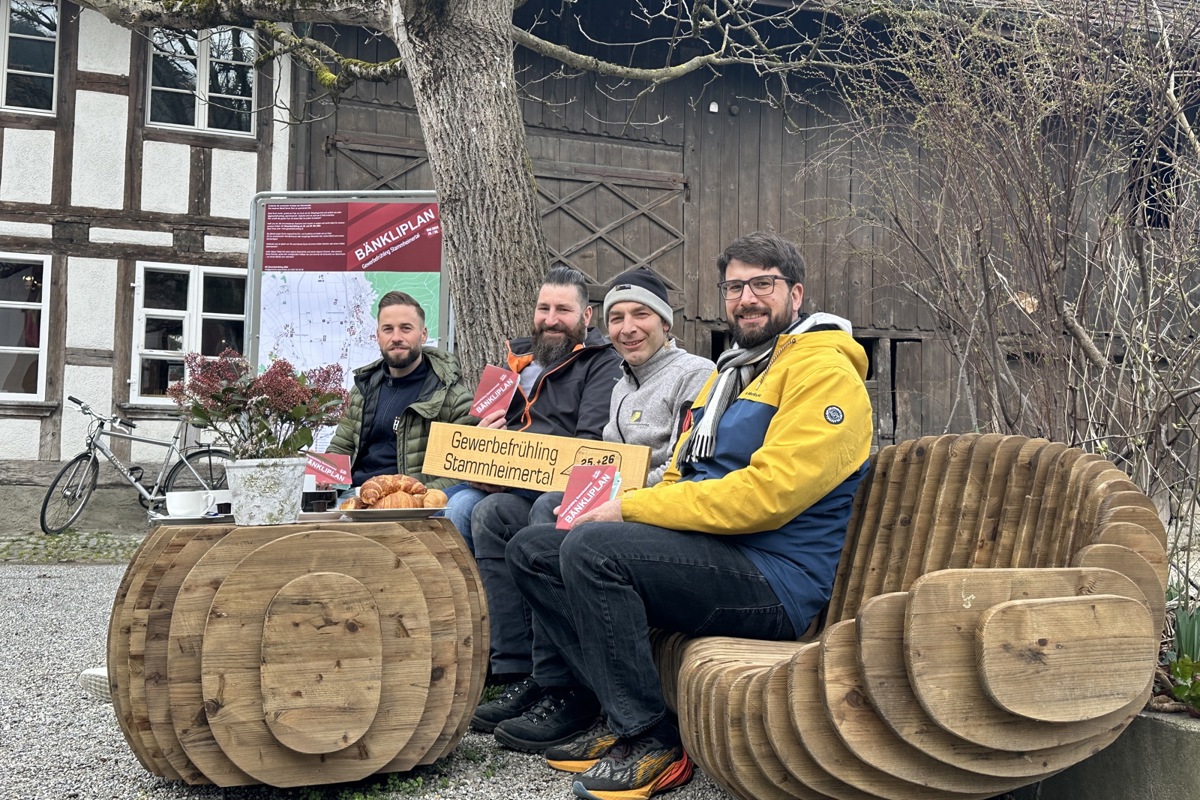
[340,496,365,511]
[360,474,406,505]
[373,490,419,509]
[423,489,448,509]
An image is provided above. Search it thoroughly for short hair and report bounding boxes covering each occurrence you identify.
[717,232,805,285]
[377,291,426,322]
[542,265,590,311]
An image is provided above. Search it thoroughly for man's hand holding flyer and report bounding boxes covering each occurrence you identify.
[556,464,621,530]
[471,364,520,418]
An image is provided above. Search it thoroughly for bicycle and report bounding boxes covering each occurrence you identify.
[39,396,232,535]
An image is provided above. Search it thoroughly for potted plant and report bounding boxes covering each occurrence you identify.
[168,349,348,525]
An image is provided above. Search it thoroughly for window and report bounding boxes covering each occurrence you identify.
[1,0,58,113]
[148,27,255,135]
[133,264,246,401]
[0,254,50,400]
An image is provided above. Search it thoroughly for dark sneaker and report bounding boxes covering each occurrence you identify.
[492,687,601,753]
[572,723,693,800]
[470,677,543,733]
[546,720,619,773]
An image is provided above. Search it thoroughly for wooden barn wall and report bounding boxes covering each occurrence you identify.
[294,27,962,446]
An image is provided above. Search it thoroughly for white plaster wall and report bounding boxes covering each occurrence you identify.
[141,141,190,214]
[270,56,292,191]
[76,9,130,76]
[90,228,173,246]
[0,221,51,238]
[129,418,180,465]
[71,92,128,210]
[66,258,118,350]
[0,128,55,205]
[60,366,112,460]
[205,235,249,253]
[0,418,41,459]
[209,150,257,219]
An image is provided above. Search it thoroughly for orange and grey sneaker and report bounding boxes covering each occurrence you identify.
[545,720,619,773]
[571,721,693,800]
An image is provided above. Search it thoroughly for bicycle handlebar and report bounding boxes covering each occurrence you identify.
[66,396,137,429]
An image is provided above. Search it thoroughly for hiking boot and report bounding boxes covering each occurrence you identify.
[546,719,619,773]
[572,721,693,800]
[492,686,601,753]
[470,676,542,733]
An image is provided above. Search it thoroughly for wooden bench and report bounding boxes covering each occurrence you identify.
[655,433,1167,800]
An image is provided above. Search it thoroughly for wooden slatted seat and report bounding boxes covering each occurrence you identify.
[658,434,1167,800]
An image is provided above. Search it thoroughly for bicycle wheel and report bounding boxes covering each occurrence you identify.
[164,448,232,493]
[40,452,100,535]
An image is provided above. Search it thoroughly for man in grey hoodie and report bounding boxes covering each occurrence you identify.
[474,267,714,747]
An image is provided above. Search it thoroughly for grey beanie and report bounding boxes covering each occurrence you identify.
[603,268,674,330]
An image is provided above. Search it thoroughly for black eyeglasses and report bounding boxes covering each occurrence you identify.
[717,275,791,300]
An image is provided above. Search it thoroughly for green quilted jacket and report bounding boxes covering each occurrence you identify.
[326,347,476,489]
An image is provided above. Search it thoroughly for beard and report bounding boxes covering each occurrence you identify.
[531,318,587,365]
[730,303,795,349]
[381,345,421,372]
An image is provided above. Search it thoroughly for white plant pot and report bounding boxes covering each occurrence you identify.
[224,457,307,526]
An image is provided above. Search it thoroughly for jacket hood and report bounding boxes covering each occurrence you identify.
[781,312,868,380]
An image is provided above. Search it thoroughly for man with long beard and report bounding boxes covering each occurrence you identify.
[443,266,622,724]
[504,232,874,800]
[327,290,475,490]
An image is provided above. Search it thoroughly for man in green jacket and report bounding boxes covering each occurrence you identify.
[326,291,474,490]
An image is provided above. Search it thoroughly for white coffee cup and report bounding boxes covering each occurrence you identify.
[166,490,216,517]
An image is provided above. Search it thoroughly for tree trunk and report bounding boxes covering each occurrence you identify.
[388,1,545,383]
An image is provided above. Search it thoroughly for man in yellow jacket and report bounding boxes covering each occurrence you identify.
[502,232,874,800]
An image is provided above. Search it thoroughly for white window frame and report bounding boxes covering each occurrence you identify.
[145,26,256,137]
[0,0,58,115]
[131,262,247,403]
[0,252,51,401]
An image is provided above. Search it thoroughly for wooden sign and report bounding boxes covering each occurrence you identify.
[421,422,650,492]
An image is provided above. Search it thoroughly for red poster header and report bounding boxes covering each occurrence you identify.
[262,202,441,272]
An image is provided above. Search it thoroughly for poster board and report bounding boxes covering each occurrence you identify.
[244,190,446,381]
[422,422,652,492]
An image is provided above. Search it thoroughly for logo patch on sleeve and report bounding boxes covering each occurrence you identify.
[824,405,845,425]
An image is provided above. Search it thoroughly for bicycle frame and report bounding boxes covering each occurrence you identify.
[87,417,219,503]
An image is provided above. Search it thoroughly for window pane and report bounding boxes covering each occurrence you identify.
[140,357,184,397]
[6,72,52,110]
[0,351,39,394]
[144,270,188,310]
[144,317,183,351]
[151,53,197,91]
[0,262,43,302]
[8,37,55,73]
[209,62,253,97]
[150,28,197,58]
[9,1,57,39]
[207,97,251,132]
[202,274,245,314]
[209,28,255,62]
[0,307,39,346]
[201,319,243,355]
[149,89,196,126]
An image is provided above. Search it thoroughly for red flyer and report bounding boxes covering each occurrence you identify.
[556,465,620,530]
[471,364,520,417]
[305,452,352,484]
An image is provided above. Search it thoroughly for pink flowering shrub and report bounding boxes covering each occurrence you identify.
[167,349,348,460]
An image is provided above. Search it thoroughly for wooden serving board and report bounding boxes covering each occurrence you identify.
[905,568,1154,751]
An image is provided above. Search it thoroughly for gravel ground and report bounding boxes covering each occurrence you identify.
[0,544,734,800]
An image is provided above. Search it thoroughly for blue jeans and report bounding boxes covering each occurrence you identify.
[471,490,560,675]
[506,521,794,738]
[443,484,487,553]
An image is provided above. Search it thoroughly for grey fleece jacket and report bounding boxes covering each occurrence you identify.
[603,340,715,485]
